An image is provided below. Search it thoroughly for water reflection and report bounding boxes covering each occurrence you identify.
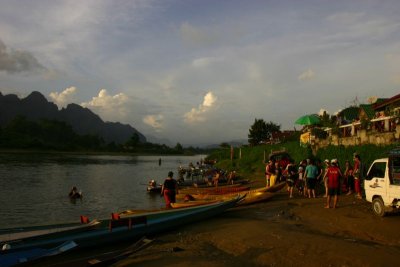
[0,153,206,228]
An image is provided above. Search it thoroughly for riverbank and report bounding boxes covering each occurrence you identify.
[115,191,400,267]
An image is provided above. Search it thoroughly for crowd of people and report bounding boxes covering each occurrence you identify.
[266,153,364,208]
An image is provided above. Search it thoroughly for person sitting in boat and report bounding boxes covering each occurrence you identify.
[161,171,179,208]
[68,186,82,199]
[149,179,157,188]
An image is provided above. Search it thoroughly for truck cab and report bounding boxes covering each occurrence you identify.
[364,148,400,216]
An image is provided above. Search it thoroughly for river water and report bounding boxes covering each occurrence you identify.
[0,153,206,229]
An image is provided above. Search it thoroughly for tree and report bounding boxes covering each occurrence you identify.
[265,121,281,140]
[126,133,140,147]
[174,143,183,153]
[248,119,281,146]
[219,142,230,148]
[248,118,267,146]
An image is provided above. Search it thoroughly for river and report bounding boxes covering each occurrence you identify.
[0,153,206,228]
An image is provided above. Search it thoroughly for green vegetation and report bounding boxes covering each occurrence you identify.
[206,141,397,180]
[0,115,209,155]
[247,119,280,146]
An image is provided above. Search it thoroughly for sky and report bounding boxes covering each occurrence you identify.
[0,0,399,146]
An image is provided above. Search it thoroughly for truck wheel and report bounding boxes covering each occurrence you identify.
[372,197,386,217]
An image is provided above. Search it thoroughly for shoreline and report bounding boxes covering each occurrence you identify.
[114,191,400,267]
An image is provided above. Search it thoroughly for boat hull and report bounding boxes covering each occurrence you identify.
[0,196,242,256]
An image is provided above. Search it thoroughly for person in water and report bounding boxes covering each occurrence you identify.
[161,171,178,208]
[69,186,81,198]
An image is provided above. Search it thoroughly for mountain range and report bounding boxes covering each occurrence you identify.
[0,91,146,144]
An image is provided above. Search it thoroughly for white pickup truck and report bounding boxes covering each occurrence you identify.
[364,148,400,216]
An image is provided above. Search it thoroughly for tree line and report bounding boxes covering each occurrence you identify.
[0,115,208,154]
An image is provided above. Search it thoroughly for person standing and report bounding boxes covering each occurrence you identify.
[323,159,342,208]
[344,160,354,195]
[322,159,330,197]
[304,159,318,198]
[161,171,179,208]
[353,154,363,199]
[265,160,275,187]
[286,160,297,198]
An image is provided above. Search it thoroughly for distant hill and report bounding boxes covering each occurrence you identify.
[0,91,146,144]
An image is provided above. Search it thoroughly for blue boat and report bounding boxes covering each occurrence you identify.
[1,240,77,267]
[0,195,243,263]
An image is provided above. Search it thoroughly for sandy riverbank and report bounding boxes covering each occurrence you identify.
[114,191,400,267]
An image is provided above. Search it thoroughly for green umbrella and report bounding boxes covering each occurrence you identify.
[295,114,320,125]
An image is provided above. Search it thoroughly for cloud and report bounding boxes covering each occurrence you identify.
[192,57,218,68]
[49,86,77,108]
[81,89,130,121]
[184,91,217,123]
[143,114,164,131]
[298,69,315,81]
[0,39,46,74]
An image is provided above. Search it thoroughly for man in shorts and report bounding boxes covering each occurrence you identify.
[304,159,318,198]
[323,159,342,209]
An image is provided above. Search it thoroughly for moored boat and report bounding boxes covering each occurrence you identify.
[0,196,243,258]
[178,184,250,195]
[1,241,77,267]
[175,182,286,206]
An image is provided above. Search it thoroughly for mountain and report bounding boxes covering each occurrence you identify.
[0,91,146,144]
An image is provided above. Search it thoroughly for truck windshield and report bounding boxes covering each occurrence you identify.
[366,162,386,180]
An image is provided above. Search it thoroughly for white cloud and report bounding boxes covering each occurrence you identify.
[203,91,217,107]
[143,114,164,131]
[298,69,315,81]
[192,57,218,68]
[184,91,217,123]
[49,86,77,108]
[81,89,130,121]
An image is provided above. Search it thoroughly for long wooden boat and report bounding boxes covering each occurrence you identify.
[0,196,243,259]
[178,184,250,195]
[174,182,286,207]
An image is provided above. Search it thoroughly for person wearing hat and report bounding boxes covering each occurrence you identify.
[323,159,343,208]
[161,171,179,208]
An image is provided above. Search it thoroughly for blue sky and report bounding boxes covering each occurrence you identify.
[0,0,399,145]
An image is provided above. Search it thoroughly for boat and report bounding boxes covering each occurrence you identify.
[0,240,77,267]
[146,180,162,194]
[0,196,243,258]
[174,182,286,207]
[178,184,250,195]
[170,199,221,209]
[0,218,100,244]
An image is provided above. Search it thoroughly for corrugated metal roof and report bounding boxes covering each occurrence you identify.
[373,94,400,110]
[360,104,375,119]
[339,106,359,122]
